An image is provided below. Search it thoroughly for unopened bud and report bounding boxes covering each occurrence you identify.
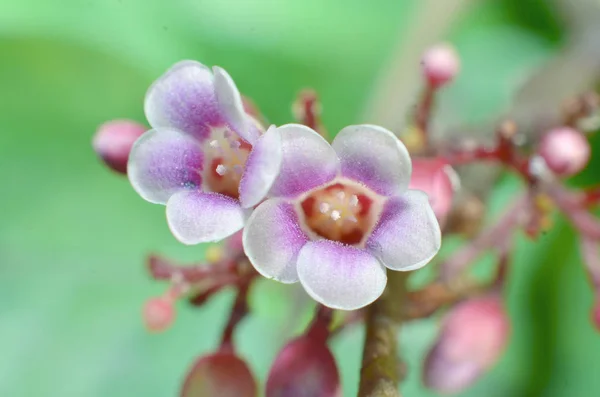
[591,297,600,332]
[538,127,590,177]
[424,295,510,394]
[421,44,460,87]
[181,350,257,397]
[409,158,459,226]
[92,119,146,174]
[143,296,175,333]
[266,336,341,397]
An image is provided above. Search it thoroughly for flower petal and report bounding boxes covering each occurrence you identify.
[128,128,203,204]
[366,190,441,271]
[145,60,221,140]
[297,240,387,310]
[166,191,247,244]
[268,124,339,198]
[243,199,308,283]
[239,126,283,208]
[213,66,260,145]
[332,124,412,195]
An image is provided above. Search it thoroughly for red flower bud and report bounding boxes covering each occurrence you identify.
[421,44,460,87]
[92,119,146,174]
[266,335,341,397]
[409,158,458,226]
[181,350,257,397]
[424,295,510,394]
[538,127,590,177]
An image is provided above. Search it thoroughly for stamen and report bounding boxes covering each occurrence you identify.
[346,215,358,223]
[209,140,220,148]
[319,202,331,214]
[336,191,346,200]
[216,164,228,176]
[330,210,341,221]
[349,194,359,207]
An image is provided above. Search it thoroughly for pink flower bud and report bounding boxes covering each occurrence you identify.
[92,119,146,174]
[591,297,600,332]
[409,158,458,226]
[181,350,257,397]
[423,295,510,394]
[143,297,175,333]
[538,127,590,177]
[421,44,460,87]
[266,336,341,397]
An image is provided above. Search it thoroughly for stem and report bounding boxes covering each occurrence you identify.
[220,282,251,350]
[147,255,236,283]
[414,84,436,145]
[358,271,408,397]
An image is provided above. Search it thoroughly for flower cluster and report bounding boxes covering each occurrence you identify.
[94,41,600,397]
[112,60,442,310]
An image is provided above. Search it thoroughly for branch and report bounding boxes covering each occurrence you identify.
[358,271,408,397]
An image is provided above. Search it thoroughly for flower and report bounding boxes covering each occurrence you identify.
[423,295,510,394]
[266,335,340,397]
[92,119,146,174]
[127,61,282,244]
[242,124,441,310]
[538,126,590,177]
[180,350,257,397]
[409,158,459,226]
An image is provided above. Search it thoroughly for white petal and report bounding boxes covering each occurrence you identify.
[239,126,283,208]
[166,191,247,245]
[297,240,387,310]
[366,190,441,271]
[268,124,340,198]
[332,124,412,195]
[128,128,203,204]
[213,66,260,145]
[243,199,308,283]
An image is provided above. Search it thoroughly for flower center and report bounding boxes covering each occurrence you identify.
[299,181,381,246]
[203,127,251,199]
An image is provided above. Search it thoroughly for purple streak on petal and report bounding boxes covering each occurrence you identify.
[332,124,411,195]
[268,124,339,199]
[296,240,387,310]
[166,191,247,245]
[239,126,283,208]
[243,199,308,283]
[366,190,441,271]
[128,128,203,204]
[145,61,223,140]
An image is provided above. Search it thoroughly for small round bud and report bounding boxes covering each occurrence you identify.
[409,158,459,226]
[181,351,257,397]
[538,127,590,177]
[92,119,146,174]
[143,296,174,333]
[421,44,460,87]
[591,297,600,332]
[266,336,341,397]
[423,295,510,394]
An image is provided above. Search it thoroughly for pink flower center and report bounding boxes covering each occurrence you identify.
[300,180,381,245]
[203,127,251,199]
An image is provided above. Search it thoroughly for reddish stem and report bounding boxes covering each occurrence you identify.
[548,185,600,240]
[220,282,251,349]
[306,305,334,343]
[147,255,238,283]
[582,187,600,207]
[414,84,436,144]
[580,237,600,290]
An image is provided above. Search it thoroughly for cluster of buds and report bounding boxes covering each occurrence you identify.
[93,41,600,396]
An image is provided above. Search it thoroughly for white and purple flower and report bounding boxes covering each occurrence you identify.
[242,124,442,310]
[128,61,281,244]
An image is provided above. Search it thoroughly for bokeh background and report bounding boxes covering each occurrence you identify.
[2,0,600,396]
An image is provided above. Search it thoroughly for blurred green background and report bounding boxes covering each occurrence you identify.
[2,0,600,396]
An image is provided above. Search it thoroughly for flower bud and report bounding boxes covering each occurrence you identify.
[423,295,510,394]
[538,127,590,177]
[266,336,341,397]
[92,119,146,174]
[421,44,460,87]
[181,350,257,397]
[409,158,458,226]
[143,296,175,332]
[591,296,600,332]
